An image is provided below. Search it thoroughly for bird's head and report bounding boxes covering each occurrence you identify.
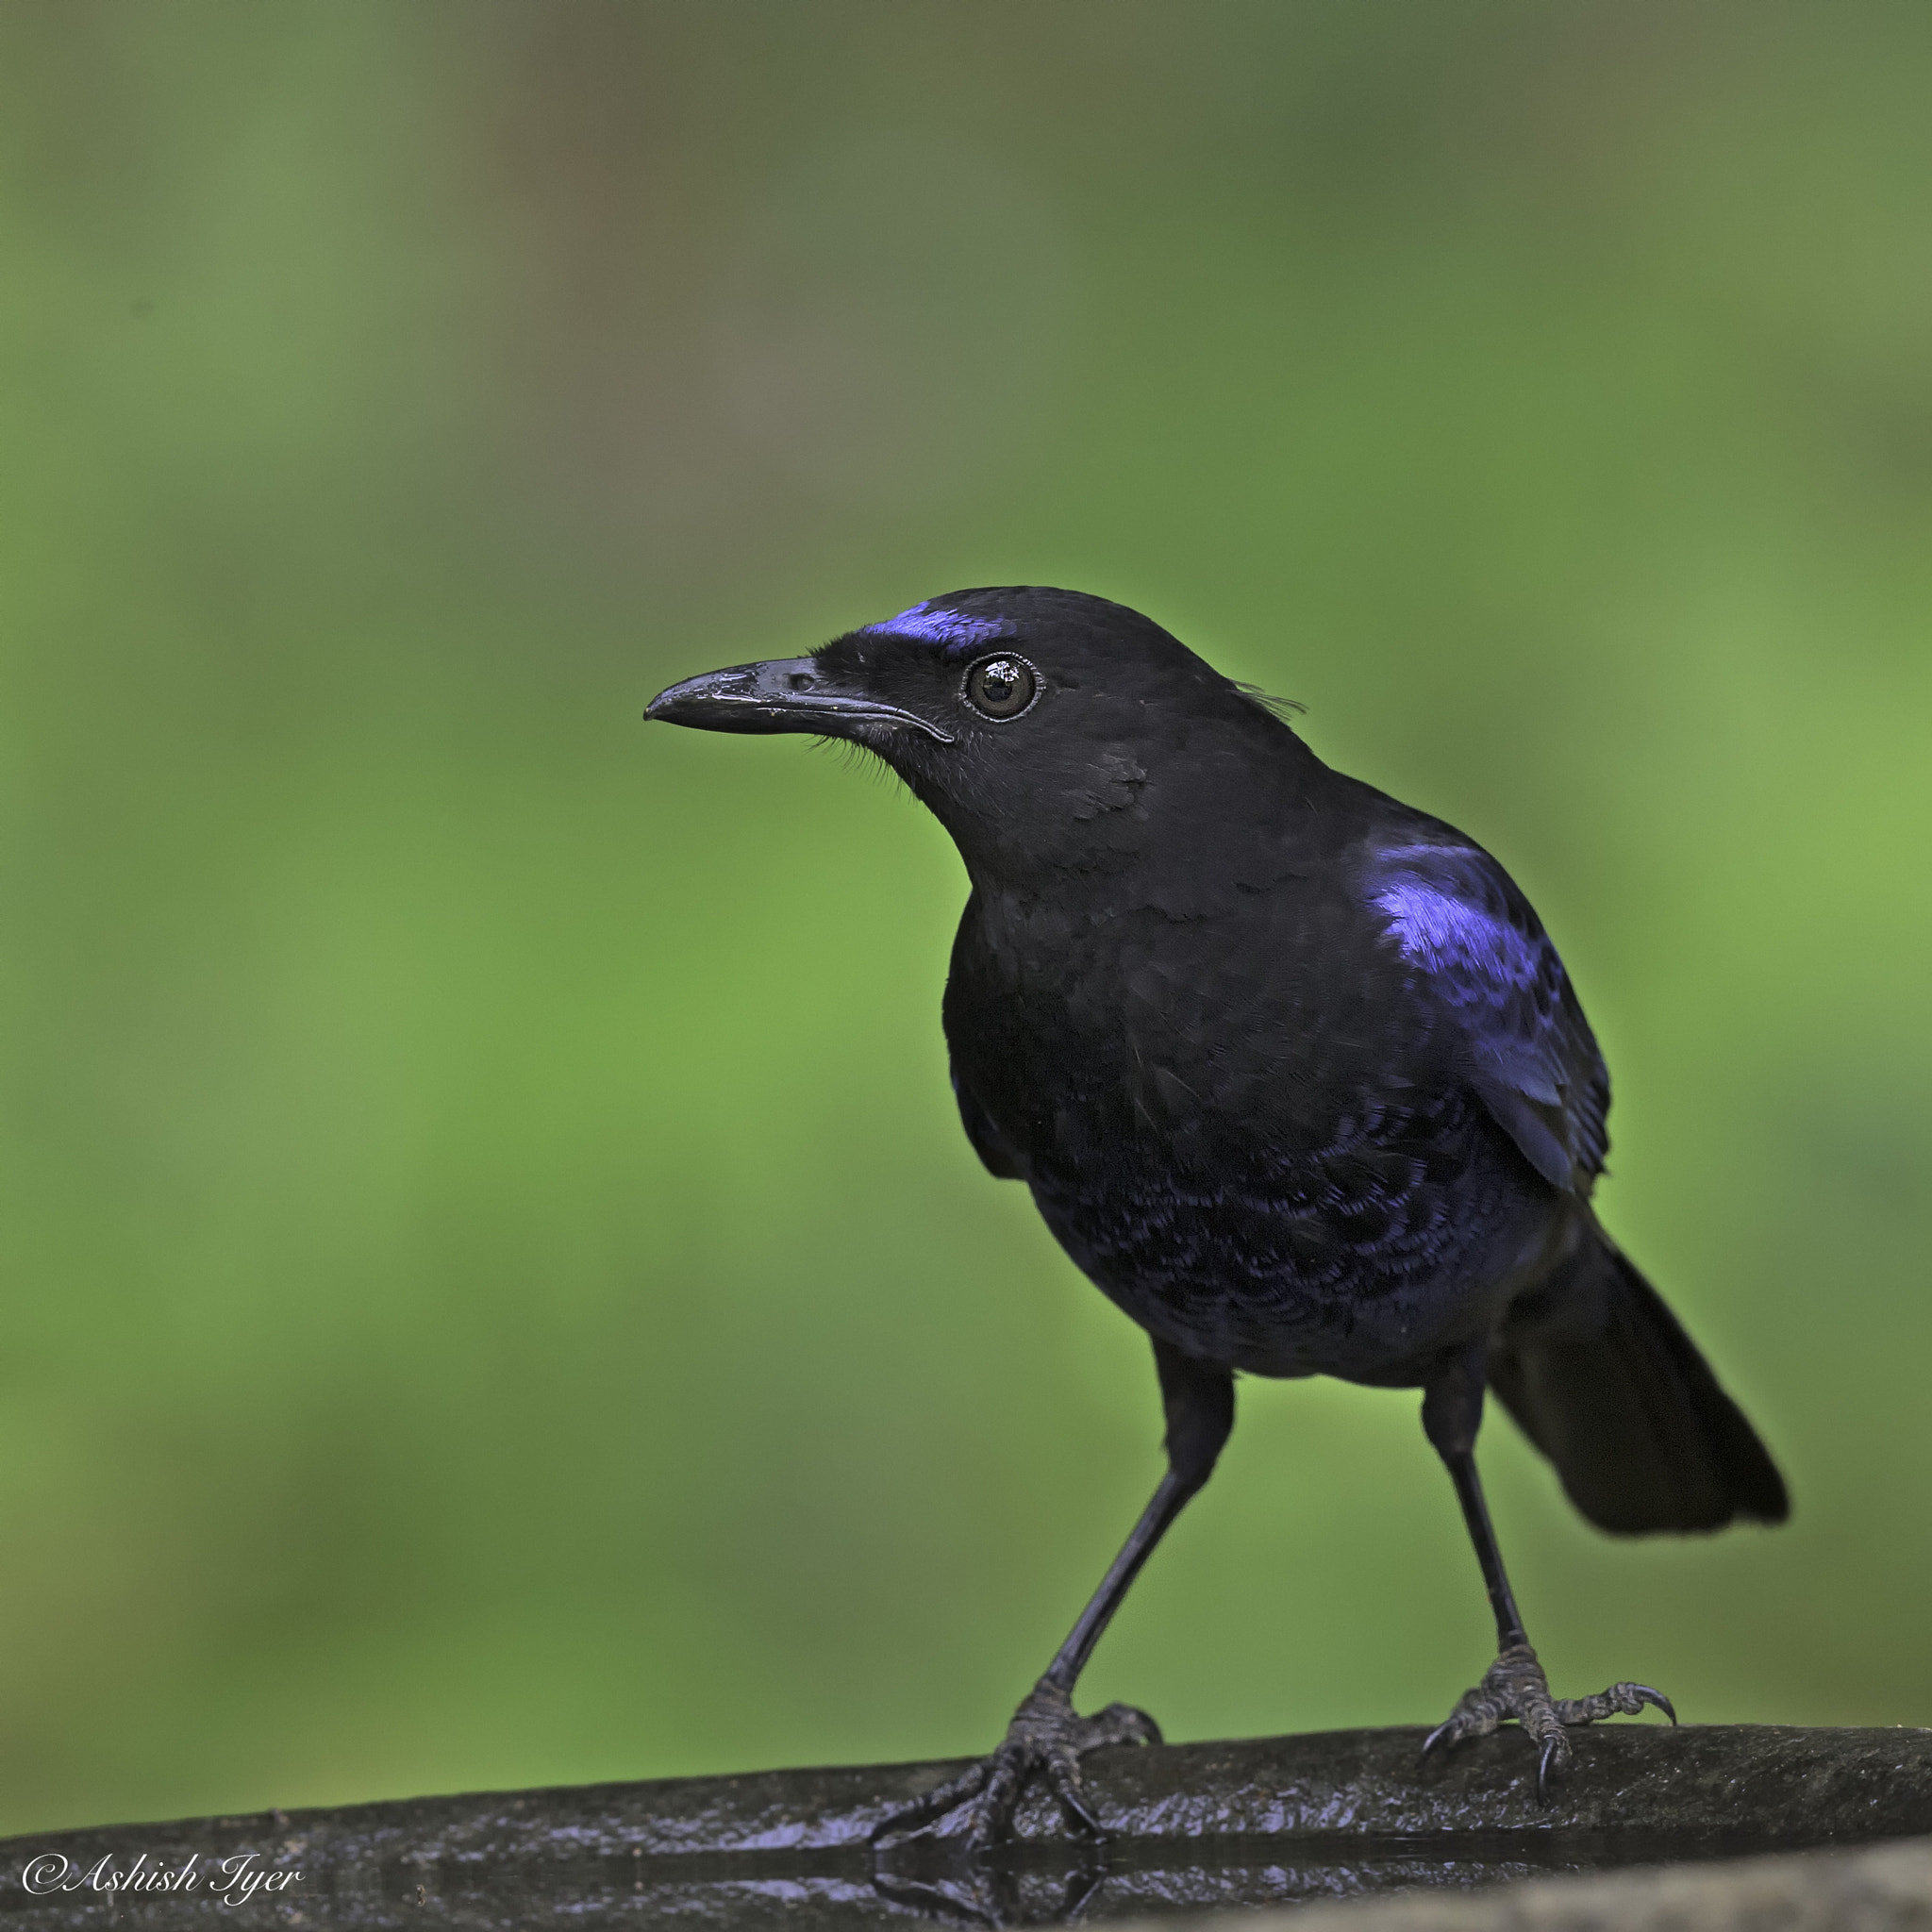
[646,588,1310,876]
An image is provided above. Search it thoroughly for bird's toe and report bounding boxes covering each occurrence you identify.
[1041,1750,1107,1839]
[1424,1642,1674,1799]
[1072,1700,1163,1752]
[870,1760,992,1847]
[871,1676,1158,1851]
[1552,1679,1677,1726]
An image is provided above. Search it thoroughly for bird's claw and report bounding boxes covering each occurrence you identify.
[1419,1642,1674,1801]
[870,1678,1160,1850]
[1535,1731,1563,1805]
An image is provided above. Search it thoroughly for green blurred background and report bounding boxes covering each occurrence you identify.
[1,0,1928,1839]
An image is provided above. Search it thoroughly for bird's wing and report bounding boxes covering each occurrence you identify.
[1362,840,1608,1193]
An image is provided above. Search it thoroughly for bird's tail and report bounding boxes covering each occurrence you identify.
[1487,1227,1789,1535]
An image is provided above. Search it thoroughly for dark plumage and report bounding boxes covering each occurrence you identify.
[646,586,1787,1841]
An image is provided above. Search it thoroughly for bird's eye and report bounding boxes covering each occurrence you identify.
[964,655,1039,721]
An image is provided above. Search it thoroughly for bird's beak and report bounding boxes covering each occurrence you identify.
[644,658,955,743]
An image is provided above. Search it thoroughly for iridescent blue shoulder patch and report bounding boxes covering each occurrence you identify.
[1367,844,1547,997]
[861,601,1008,656]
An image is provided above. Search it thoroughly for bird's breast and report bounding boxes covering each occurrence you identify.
[947,882,1442,1166]
[943,880,1552,1374]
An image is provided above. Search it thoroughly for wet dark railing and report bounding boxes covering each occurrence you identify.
[1,1724,1927,1928]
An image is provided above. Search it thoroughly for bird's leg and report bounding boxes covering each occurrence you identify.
[1419,1341,1674,1800]
[872,1341,1234,1852]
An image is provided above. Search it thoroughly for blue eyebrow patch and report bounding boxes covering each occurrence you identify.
[862,602,1008,655]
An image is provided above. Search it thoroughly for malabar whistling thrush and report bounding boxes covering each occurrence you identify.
[646,587,1787,1845]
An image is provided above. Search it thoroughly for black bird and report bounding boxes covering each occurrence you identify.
[646,587,1787,1844]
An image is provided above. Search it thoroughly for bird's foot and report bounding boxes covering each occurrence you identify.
[869,1857,1108,1930]
[1420,1641,1674,1801]
[871,1677,1160,1851]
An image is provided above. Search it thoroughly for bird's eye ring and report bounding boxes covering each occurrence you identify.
[963,655,1039,721]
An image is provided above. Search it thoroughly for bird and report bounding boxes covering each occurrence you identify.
[644,586,1788,1846]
